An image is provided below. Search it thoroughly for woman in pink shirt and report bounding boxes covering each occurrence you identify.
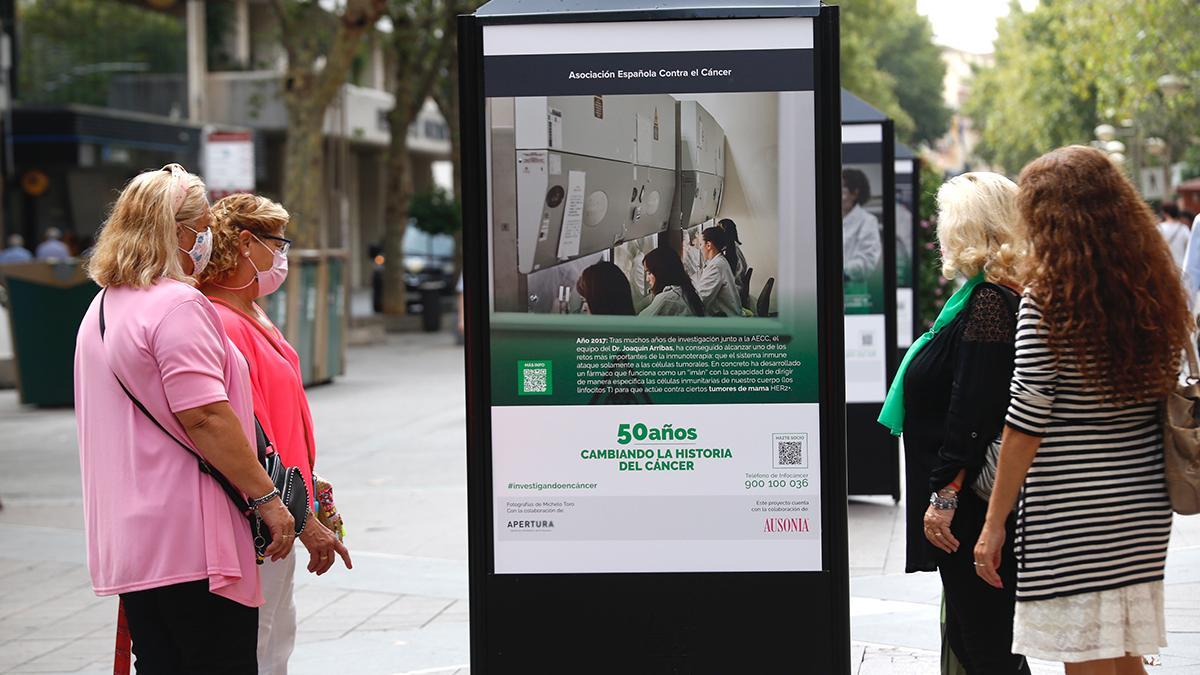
[197,193,350,674]
[75,165,297,673]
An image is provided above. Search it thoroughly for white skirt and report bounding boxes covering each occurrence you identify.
[1012,580,1166,663]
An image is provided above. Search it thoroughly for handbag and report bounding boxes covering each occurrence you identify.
[1164,332,1200,515]
[971,437,1003,501]
[98,290,309,558]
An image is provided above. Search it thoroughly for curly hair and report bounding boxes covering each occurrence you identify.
[196,193,290,285]
[936,171,1026,285]
[1018,145,1190,402]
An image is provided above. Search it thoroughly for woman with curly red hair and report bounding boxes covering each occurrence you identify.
[974,146,1190,674]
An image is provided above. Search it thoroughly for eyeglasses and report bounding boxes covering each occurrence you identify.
[256,232,292,256]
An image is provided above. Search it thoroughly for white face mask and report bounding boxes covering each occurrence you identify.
[179,224,212,276]
[214,234,288,298]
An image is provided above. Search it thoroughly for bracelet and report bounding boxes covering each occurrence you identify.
[929,491,958,510]
[249,488,280,510]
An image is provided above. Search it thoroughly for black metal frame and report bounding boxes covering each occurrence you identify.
[909,156,923,342]
[841,118,900,501]
[460,6,849,672]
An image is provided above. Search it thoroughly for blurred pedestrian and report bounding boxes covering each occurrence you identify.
[35,226,70,260]
[75,164,297,673]
[975,146,1186,674]
[1159,202,1188,269]
[0,234,32,264]
[197,193,351,675]
[879,172,1031,674]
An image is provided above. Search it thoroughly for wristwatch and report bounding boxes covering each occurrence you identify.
[929,491,958,510]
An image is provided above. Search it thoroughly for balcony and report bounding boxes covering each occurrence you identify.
[204,71,450,156]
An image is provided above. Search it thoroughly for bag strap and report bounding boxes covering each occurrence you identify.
[1188,319,1200,383]
[98,290,251,514]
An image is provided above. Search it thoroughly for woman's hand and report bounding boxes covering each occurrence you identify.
[973,521,1006,589]
[923,500,960,553]
[299,515,353,575]
[258,498,296,562]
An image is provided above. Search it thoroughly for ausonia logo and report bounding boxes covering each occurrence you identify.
[507,520,554,529]
[763,517,810,533]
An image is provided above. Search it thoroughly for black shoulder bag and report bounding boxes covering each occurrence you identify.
[98,291,309,562]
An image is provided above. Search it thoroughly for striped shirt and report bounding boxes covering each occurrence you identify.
[1006,295,1172,602]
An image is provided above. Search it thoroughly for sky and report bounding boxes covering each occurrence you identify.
[916,0,1041,54]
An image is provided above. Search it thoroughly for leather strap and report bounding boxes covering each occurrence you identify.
[98,290,251,515]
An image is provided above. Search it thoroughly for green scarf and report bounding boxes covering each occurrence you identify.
[877,273,984,436]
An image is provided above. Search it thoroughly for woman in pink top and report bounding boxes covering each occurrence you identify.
[197,193,350,674]
[75,165,296,674]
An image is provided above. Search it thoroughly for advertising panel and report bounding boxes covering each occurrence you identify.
[483,17,824,574]
[894,152,919,348]
[841,123,890,405]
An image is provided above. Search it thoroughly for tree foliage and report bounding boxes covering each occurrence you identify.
[18,0,186,107]
[838,0,951,146]
[409,187,460,237]
[966,0,1200,175]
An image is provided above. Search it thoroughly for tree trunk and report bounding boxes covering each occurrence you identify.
[282,98,326,249]
[382,129,413,315]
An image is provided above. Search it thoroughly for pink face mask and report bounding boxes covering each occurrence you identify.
[215,234,288,298]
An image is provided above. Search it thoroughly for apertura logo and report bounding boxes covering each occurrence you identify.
[762,517,810,533]
[507,520,555,529]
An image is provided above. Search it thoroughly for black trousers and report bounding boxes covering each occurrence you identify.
[121,579,258,675]
[938,492,1031,675]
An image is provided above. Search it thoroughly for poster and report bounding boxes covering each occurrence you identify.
[484,17,823,574]
[894,156,917,347]
[203,130,255,200]
[841,124,889,404]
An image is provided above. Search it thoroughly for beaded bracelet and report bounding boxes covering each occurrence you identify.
[249,487,280,510]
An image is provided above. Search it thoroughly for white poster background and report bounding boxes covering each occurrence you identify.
[492,403,822,574]
[845,314,887,403]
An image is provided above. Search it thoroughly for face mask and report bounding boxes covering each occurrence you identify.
[180,225,212,276]
[254,238,289,298]
[215,234,288,298]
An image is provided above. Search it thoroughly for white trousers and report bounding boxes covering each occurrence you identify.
[257,552,297,675]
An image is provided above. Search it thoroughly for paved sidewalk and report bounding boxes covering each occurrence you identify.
[2,330,1199,673]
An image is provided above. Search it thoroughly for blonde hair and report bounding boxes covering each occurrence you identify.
[196,193,290,285]
[87,165,209,288]
[936,172,1025,284]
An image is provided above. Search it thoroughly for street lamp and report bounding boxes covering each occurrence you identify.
[1095,124,1117,142]
[1146,137,1167,157]
[1158,74,1188,99]
[1105,140,1126,155]
[1109,152,1127,166]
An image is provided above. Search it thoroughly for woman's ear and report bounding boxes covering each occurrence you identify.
[238,228,253,256]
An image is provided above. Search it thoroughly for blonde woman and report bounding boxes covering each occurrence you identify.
[878,172,1030,673]
[196,194,350,675]
[74,165,295,673]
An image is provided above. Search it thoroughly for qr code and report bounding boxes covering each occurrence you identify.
[524,368,547,393]
[772,433,808,468]
[518,360,552,396]
[861,331,874,347]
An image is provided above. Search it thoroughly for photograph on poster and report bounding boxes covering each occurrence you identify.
[491,93,779,321]
[841,162,885,315]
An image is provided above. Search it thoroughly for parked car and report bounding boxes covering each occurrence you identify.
[370,222,457,329]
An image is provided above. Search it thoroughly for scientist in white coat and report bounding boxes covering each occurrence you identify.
[640,246,705,317]
[842,168,883,281]
[695,226,744,317]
